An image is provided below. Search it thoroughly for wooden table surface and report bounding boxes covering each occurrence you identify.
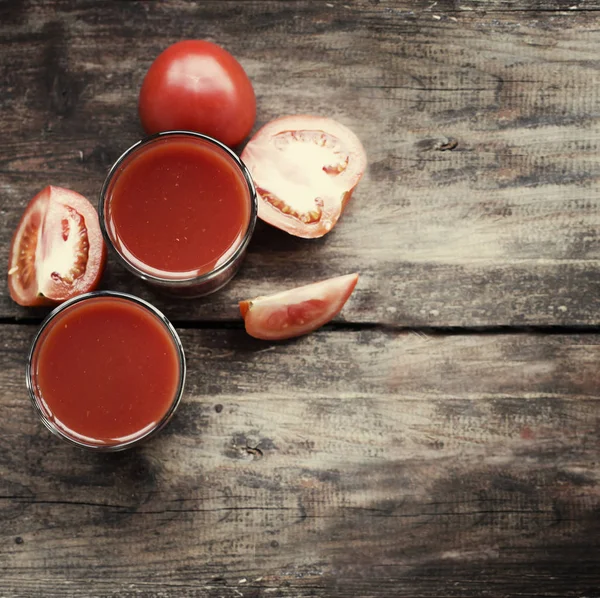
[1,1,600,596]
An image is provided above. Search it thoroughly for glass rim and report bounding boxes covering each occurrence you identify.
[98,130,258,287]
[26,290,186,452]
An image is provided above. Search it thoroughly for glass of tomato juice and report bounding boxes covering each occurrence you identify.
[27,291,185,450]
[99,131,257,297]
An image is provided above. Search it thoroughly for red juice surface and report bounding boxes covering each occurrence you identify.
[106,136,251,278]
[32,297,181,446]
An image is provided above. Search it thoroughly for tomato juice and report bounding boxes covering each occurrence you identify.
[27,292,185,450]
[100,131,256,296]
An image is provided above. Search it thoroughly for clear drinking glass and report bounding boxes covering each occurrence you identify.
[99,131,258,297]
[27,291,186,451]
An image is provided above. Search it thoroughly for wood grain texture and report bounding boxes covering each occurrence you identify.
[1,2,600,597]
[1,325,599,597]
[1,1,600,325]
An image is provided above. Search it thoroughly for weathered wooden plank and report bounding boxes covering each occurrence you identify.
[1,325,599,596]
[1,2,600,325]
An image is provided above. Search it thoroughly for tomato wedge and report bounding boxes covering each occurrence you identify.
[8,186,107,307]
[240,273,359,340]
[241,115,367,238]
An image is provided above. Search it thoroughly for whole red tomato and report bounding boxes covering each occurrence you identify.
[139,40,256,148]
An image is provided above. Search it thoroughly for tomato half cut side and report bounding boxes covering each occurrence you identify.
[239,273,359,340]
[8,186,107,307]
[241,116,367,238]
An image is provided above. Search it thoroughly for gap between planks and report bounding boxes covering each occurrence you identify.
[2,316,600,336]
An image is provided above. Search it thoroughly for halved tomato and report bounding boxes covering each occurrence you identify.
[8,186,107,306]
[239,273,359,340]
[241,116,367,238]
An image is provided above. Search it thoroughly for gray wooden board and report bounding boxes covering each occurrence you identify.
[0,1,599,325]
[1,326,599,596]
[1,2,600,597]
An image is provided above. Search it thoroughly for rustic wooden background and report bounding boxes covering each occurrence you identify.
[1,1,599,596]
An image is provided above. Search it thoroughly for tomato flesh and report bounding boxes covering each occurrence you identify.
[139,40,256,148]
[8,186,106,306]
[240,273,359,340]
[241,116,367,238]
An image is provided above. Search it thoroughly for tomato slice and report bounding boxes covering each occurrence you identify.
[241,116,367,238]
[239,273,359,340]
[8,186,107,306]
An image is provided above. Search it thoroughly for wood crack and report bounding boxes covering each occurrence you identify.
[2,316,600,335]
[0,496,565,519]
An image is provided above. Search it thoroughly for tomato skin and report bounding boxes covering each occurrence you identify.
[8,186,106,307]
[241,115,367,238]
[240,273,359,340]
[139,40,256,148]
